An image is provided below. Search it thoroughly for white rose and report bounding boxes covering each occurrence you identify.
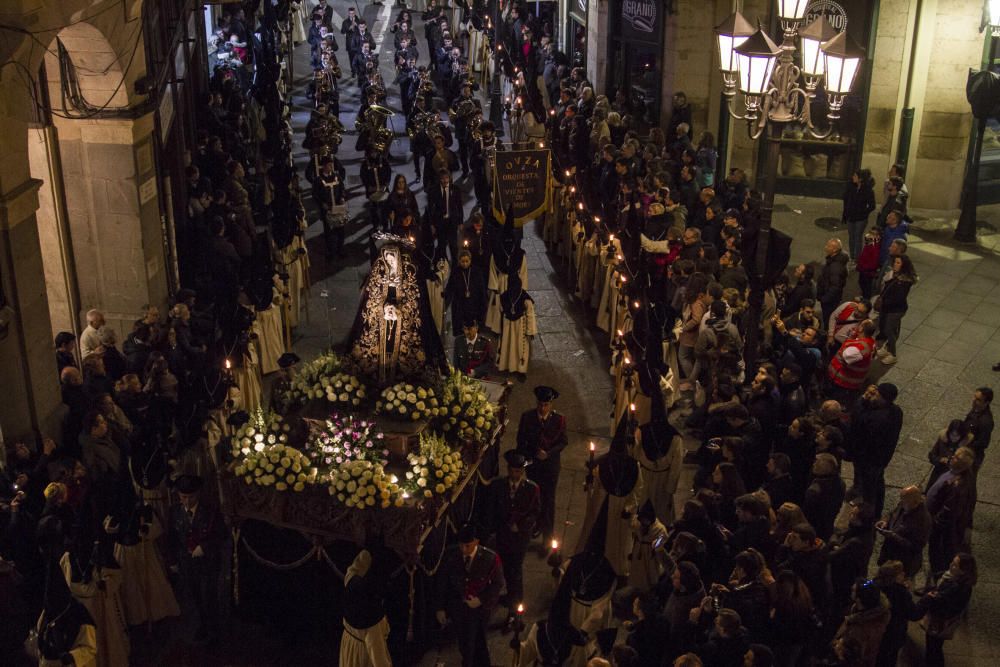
[417,478,427,487]
[293,482,305,492]
[276,481,287,491]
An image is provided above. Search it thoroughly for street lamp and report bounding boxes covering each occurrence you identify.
[990,0,1000,36]
[714,0,865,374]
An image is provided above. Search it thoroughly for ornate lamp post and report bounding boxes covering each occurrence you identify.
[715,2,864,374]
[955,1,1000,242]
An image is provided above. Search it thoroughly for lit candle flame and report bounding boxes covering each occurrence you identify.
[617,254,623,261]
[538,141,544,148]
[634,300,640,308]
[616,329,623,337]
[621,275,627,283]
[569,186,576,193]
[630,403,636,412]
[609,234,615,241]
[577,202,584,210]
[565,169,571,177]
[551,539,559,550]
[224,359,232,370]
[390,474,398,484]
[589,442,596,452]
[594,216,601,223]
[517,603,524,614]
[625,357,631,365]
[464,239,469,246]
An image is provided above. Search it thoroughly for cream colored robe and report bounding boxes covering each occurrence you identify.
[497,299,537,374]
[114,516,181,626]
[427,258,450,337]
[574,463,643,577]
[485,254,528,332]
[60,553,128,667]
[339,616,392,667]
[635,434,685,526]
[627,518,668,591]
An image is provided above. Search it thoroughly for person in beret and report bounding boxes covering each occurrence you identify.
[166,475,225,644]
[435,523,505,666]
[491,450,541,628]
[516,386,568,545]
[453,318,495,378]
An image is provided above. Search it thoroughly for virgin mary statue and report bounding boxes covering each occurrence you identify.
[349,235,448,384]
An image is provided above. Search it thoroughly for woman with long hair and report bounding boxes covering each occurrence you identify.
[696,131,718,188]
[768,569,816,667]
[842,168,876,261]
[874,254,917,365]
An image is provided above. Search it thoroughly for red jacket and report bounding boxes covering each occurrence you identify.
[828,336,875,390]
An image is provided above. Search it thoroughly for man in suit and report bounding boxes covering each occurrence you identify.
[435,524,505,666]
[516,386,568,545]
[167,474,225,644]
[492,450,540,627]
[454,318,495,378]
[427,169,464,262]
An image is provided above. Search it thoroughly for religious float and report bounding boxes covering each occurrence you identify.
[220,235,510,654]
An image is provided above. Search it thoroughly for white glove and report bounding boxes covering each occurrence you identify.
[435,610,447,625]
[465,596,482,609]
[192,545,205,558]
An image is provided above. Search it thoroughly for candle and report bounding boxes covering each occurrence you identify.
[538,141,544,148]
[634,300,640,309]
[577,202,584,210]
[464,239,469,247]
[616,254,623,261]
[569,186,576,193]
[630,403,636,413]
[624,357,631,365]
[616,329,623,337]
[588,442,595,464]
[620,275,627,283]
[565,169,571,177]
[594,216,601,223]
[550,538,559,552]
[517,603,524,615]
[609,233,615,241]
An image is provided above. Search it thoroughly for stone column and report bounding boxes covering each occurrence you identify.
[587,0,610,94]
[54,111,170,337]
[0,177,64,440]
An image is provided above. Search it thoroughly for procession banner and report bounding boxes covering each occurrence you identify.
[492,149,552,227]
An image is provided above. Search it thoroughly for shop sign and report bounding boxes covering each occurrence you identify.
[620,0,660,43]
[805,0,848,32]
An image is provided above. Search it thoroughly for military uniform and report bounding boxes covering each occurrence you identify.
[454,334,496,378]
[515,387,568,543]
[436,539,505,666]
[492,452,541,612]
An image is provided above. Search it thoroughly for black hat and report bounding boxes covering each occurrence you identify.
[534,386,559,402]
[174,474,203,494]
[457,522,478,544]
[877,382,899,403]
[637,499,656,522]
[563,551,616,602]
[54,331,76,347]
[503,450,529,468]
[227,410,250,427]
[462,317,479,329]
[595,628,619,656]
[278,352,301,369]
[610,413,632,454]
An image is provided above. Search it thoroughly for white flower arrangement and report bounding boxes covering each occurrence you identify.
[327,459,405,509]
[438,368,498,442]
[403,432,464,500]
[375,382,444,422]
[282,351,345,406]
[234,443,317,492]
[232,409,292,458]
[315,371,367,407]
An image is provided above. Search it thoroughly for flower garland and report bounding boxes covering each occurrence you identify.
[327,460,404,509]
[437,368,498,443]
[235,443,316,492]
[307,414,388,466]
[375,382,444,422]
[404,432,464,499]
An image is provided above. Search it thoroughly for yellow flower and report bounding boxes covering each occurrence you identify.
[435,483,445,494]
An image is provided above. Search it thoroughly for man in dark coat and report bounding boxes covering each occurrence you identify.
[762,452,795,511]
[491,450,541,626]
[435,524,505,666]
[167,475,225,644]
[849,383,903,517]
[925,447,977,579]
[516,386,568,545]
[964,387,994,469]
[876,485,931,578]
[776,522,830,609]
[803,453,846,542]
[426,169,464,262]
[816,237,850,319]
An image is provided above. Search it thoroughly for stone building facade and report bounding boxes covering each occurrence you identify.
[0,0,173,441]
[565,0,990,210]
